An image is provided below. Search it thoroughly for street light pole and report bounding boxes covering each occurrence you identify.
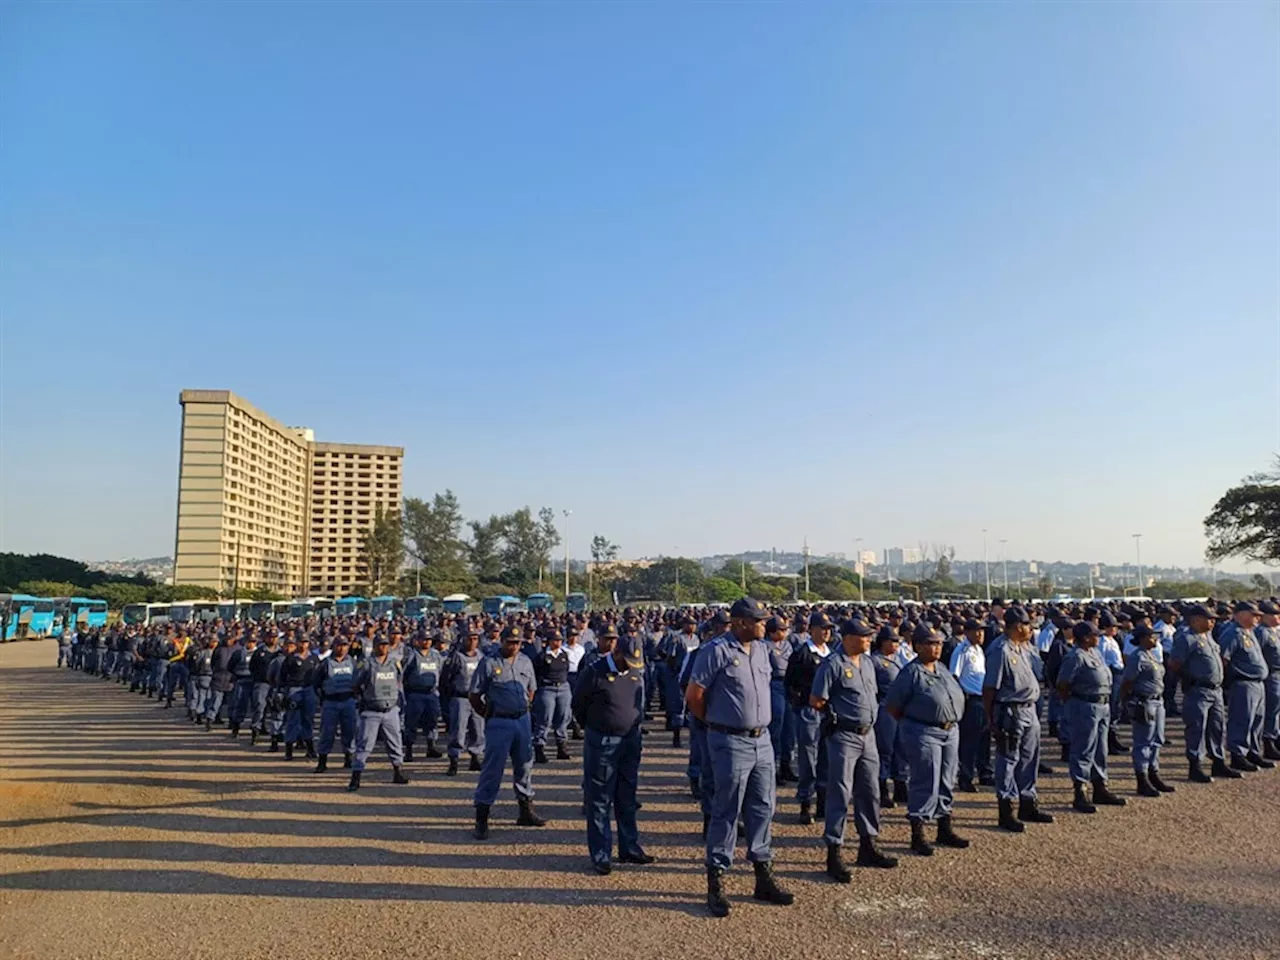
[1000,539,1009,596]
[562,509,571,600]
[674,546,681,605]
[1132,533,1143,597]
[855,537,864,603]
[983,529,991,602]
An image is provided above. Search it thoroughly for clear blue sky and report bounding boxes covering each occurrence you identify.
[2,3,1278,569]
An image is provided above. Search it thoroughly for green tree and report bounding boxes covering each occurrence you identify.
[360,504,404,595]
[1036,576,1054,599]
[591,535,620,565]
[403,491,469,589]
[16,580,82,598]
[469,515,507,584]
[1205,459,1280,565]
[705,576,745,603]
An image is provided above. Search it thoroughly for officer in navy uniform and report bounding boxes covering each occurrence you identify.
[1218,601,1275,771]
[1169,604,1237,783]
[571,625,655,875]
[348,634,410,791]
[870,626,905,808]
[402,632,444,763]
[1056,621,1126,813]
[686,597,793,919]
[662,616,699,746]
[1258,601,1280,761]
[784,610,834,825]
[470,625,545,839]
[764,616,797,785]
[532,630,573,764]
[984,606,1054,832]
[811,618,897,881]
[227,634,256,739]
[885,623,968,856]
[312,635,358,773]
[442,625,486,776]
[248,633,278,743]
[1120,622,1175,796]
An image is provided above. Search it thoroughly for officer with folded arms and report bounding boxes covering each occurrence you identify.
[811,617,897,881]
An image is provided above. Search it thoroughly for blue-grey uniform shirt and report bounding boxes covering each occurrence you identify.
[403,647,443,692]
[445,649,483,695]
[689,637,772,730]
[1256,624,1280,672]
[871,653,900,701]
[317,655,357,697]
[356,656,400,710]
[767,639,792,681]
[471,652,536,717]
[983,636,1040,703]
[1121,648,1165,699]
[1171,630,1224,686]
[811,650,878,726]
[1218,622,1269,682]
[884,661,965,726]
[1057,647,1111,696]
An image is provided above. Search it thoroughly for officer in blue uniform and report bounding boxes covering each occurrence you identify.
[1218,601,1275,771]
[470,625,545,839]
[281,636,318,760]
[984,606,1054,831]
[662,616,699,747]
[442,626,486,776]
[1169,604,1237,783]
[248,633,278,744]
[784,610,833,825]
[402,633,444,763]
[532,630,573,763]
[949,618,991,792]
[885,622,968,856]
[683,615,730,825]
[348,634,409,791]
[870,626,905,807]
[227,634,256,738]
[1056,621,1126,813]
[1258,601,1280,761]
[313,636,358,773]
[812,617,897,880]
[686,597,792,918]
[1121,622,1175,797]
[571,627,654,874]
[765,617,797,785]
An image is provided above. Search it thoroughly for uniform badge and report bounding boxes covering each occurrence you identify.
[845,670,853,678]
[733,658,740,666]
[606,675,615,682]
[1244,640,1252,648]
[495,667,502,675]
[1010,655,1018,665]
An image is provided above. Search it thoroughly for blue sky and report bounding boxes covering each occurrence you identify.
[2,3,1278,568]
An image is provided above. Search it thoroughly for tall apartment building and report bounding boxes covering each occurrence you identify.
[173,390,403,598]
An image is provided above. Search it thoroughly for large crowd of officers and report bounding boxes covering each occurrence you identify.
[57,593,1280,917]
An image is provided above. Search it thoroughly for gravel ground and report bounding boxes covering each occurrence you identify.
[1,639,1277,960]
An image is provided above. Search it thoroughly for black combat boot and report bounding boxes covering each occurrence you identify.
[313,755,328,774]
[706,867,730,918]
[516,796,546,827]
[426,744,443,759]
[956,775,977,793]
[826,843,852,882]
[342,752,353,769]
[204,718,212,732]
[936,816,969,849]
[1264,738,1280,762]
[1135,768,1161,797]
[404,743,414,763]
[1230,753,1258,773]
[798,800,813,825]
[447,757,459,776]
[909,818,934,856]
[689,777,701,799]
[284,740,293,761]
[815,789,826,820]
[1072,781,1096,814]
[998,798,1025,832]
[1018,796,1055,823]
[570,721,583,741]
[1060,743,1070,762]
[781,759,798,783]
[751,860,794,905]
[1107,730,1126,755]
[535,744,549,764]
[879,779,894,809]
[250,728,258,745]
[857,835,898,869]
[1048,720,1059,739]
[473,803,490,840]
[229,723,240,738]
[469,754,482,771]
[672,730,682,749]
[702,813,710,840]
[1189,759,1213,783]
[1212,757,1243,779]
[270,735,280,753]
[392,765,409,785]
[1246,751,1275,770]
[1092,775,1127,807]
[892,780,908,804]
[305,741,317,759]
[1149,766,1175,792]
[346,771,361,792]
[556,741,571,761]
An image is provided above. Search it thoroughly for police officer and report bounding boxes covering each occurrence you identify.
[402,632,444,763]
[1258,601,1280,761]
[870,626,905,808]
[571,623,654,874]
[984,606,1054,832]
[206,632,235,730]
[227,634,256,738]
[470,625,545,839]
[164,632,191,710]
[280,636,318,760]
[664,616,700,748]
[1218,601,1274,771]
[348,634,410,791]
[1056,621,1126,813]
[248,632,278,743]
[1121,622,1175,797]
[812,618,897,880]
[765,616,797,785]
[313,635,358,773]
[686,597,792,919]
[784,610,833,825]
[1169,604,1237,783]
[949,618,991,792]
[532,630,573,763]
[191,637,215,724]
[885,622,968,856]
[682,612,730,822]
[442,625,486,776]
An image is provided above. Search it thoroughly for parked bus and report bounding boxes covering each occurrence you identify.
[247,601,276,622]
[404,595,440,619]
[193,601,220,622]
[482,595,524,617]
[565,592,588,614]
[335,596,371,617]
[146,603,172,625]
[441,593,471,615]
[526,593,554,612]
[371,595,402,619]
[169,602,195,624]
[2,594,49,640]
[52,597,109,636]
[290,596,334,618]
[216,600,253,622]
[122,603,150,626]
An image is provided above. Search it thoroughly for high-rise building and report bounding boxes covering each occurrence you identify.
[173,390,403,598]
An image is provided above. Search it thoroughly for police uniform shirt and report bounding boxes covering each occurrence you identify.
[1256,623,1280,673]
[572,653,642,736]
[404,648,443,691]
[535,645,571,687]
[892,643,918,668]
[1171,630,1225,686]
[884,661,965,726]
[357,656,401,710]
[1121,648,1165,699]
[767,639,792,680]
[318,655,357,696]
[689,637,772,731]
[812,650,878,726]
[871,652,900,700]
[446,650,483,695]
[983,636,1040,703]
[949,640,986,696]
[1098,634,1124,673]
[1057,647,1111,696]
[471,652,536,717]
[1217,622,1269,682]
[564,641,586,673]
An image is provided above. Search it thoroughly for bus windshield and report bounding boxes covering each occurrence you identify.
[249,602,275,620]
[122,604,148,625]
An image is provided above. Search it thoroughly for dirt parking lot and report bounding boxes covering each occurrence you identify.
[1,638,1277,960]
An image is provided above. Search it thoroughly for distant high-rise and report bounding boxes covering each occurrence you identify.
[173,390,403,598]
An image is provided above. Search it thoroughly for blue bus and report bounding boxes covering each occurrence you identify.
[526,593,554,612]
[441,594,471,615]
[404,595,441,619]
[565,592,588,614]
[3,595,55,639]
[370,595,402,619]
[335,596,371,617]
[51,597,109,636]
[482,595,524,617]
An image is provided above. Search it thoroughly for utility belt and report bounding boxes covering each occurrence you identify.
[360,703,395,713]
[830,717,873,735]
[487,708,528,720]
[707,721,766,738]
[406,686,439,695]
[1070,693,1110,704]
[906,717,956,731]
[1188,680,1221,690]
[324,691,355,701]
[965,694,984,702]
[539,681,568,688]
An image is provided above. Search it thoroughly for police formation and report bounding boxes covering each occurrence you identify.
[57,595,1280,918]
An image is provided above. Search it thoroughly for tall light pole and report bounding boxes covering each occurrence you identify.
[803,537,811,598]
[999,539,1009,596]
[982,529,991,602]
[562,509,571,600]
[674,545,680,605]
[1132,533,1143,597]
[855,537,864,603]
